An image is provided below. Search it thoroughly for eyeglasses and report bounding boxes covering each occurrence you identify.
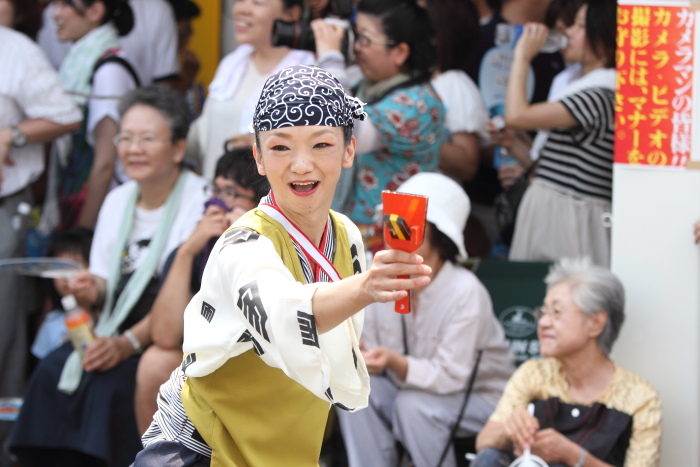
[355,33,396,48]
[533,306,570,321]
[113,134,168,148]
[206,185,257,204]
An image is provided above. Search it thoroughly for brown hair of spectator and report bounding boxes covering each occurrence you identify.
[585,0,616,68]
[215,147,270,203]
[59,0,134,36]
[426,0,481,72]
[544,0,585,29]
[10,0,43,40]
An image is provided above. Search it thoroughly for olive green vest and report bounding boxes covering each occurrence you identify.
[182,208,356,467]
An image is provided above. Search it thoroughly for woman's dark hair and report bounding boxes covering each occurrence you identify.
[118,84,192,142]
[585,0,616,68]
[486,0,502,13]
[171,0,201,21]
[426,0,480,72]
[357,0,435,79]
[282,0,304,9]
[10,0,43,40]
[48,228,94,266]
[62,0,134,36]
[427,222,459,263]
[215,147,270,202]
[544,0,585,29]
[46,227,93,310]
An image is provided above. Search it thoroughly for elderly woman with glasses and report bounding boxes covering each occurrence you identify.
[10,85,208,467]
[312,0,445,253]
[473,257,662,467]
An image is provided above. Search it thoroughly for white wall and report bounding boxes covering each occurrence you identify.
[610,164,700,466]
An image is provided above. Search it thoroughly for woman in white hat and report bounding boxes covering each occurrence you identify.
[337,172,516,467]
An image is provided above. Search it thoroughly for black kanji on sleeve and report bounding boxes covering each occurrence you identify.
[350,244,362,275]
[182,353,196,372]
[324,387,352,411]
[221,227,260,251]
[201,301,215,323]
[297,311,319,348]
[237,330,265,356]
[237,281,270,342]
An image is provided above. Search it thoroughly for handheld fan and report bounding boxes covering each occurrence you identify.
[0,257,83,279]
[381,190,428,314]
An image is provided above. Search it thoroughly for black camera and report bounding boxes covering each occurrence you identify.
[271,0,354,60]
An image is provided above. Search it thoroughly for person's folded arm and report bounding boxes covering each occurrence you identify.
[439,131,480,182]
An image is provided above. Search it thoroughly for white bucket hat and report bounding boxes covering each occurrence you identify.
[396,172,471,261]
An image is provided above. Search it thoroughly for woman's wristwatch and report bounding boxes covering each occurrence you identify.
[123,330,143,354]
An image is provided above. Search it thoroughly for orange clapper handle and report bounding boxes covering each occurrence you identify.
[381,191,428,314]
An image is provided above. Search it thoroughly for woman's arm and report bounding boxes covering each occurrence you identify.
[78,59,137,228]
[505,23,578,131]
[476,420,514,452]
[151,205,230,348]
[312,248,431,334]
[77,116,117,228]
[438,131,480,182]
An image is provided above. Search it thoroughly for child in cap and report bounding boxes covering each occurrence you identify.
[133,64,432,467]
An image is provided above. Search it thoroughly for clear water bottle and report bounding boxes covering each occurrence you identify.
[495,23,568,53]
[490,112,520,168]
[11,202,32,242]
[62,294,95,358]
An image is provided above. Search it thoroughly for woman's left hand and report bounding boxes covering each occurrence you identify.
[530,428,581,465]
[514,23,550,63]
[311,19,345,56]
[82,336,133,372]
[362,346,391,375]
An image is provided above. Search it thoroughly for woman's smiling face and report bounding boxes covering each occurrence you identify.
[254,125,354,225]
[52,0,101,42]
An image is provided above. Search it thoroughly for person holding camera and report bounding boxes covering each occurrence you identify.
[313,0,445,253]
[185,0,315,180]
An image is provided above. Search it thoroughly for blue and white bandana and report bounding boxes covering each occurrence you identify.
[253,65,366,132]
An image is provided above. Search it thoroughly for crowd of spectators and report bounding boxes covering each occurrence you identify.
[0,0,664,466]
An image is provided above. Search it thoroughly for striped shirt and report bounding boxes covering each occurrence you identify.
[536,87,615,201]
[0,27,81,197]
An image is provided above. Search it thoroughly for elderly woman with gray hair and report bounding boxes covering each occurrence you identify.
[473,258,662,467]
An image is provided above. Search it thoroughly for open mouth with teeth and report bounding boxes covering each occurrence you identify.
[290,181,319,194]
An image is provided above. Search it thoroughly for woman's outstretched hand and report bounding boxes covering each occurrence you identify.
[362,248,431,304]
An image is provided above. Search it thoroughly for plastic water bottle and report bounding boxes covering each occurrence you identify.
[11,202,32,242]
[490,113,520,169]
[62,294,95,358]
[495,23,568,53]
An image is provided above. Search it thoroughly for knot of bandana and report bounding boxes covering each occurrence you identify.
[253,65,367,132]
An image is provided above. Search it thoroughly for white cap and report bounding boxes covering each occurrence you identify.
[61,294,78,311]
[396,172,470,261]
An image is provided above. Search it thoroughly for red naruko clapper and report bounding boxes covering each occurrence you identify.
[381,190,428,314]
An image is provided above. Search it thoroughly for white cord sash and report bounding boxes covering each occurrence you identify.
[257,203,341,283]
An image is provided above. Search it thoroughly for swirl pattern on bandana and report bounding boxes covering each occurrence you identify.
[253,65,366,132]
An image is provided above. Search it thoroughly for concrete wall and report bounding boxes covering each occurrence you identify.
[610,165,700,466]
